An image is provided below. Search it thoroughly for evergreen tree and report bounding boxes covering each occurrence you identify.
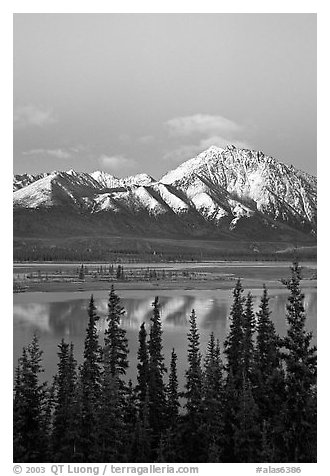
[167,348,180,428]
[136,322,149,410]
[13,336,49,462]
[224,279,245,384]
[123,379,138,461]
[97,286,129,462]
[254,285,286,460]
[255,285,280,379]
[147,297,167,448]
[76,295,102,461]
[202,333,224,460]
[222,280,247,462]
[162,348,180,463]
[260,420,276,462]
[41,380,56,461]
[221,370,239,462]
[182,309,205,461]
[104,285,129,379]
[185,309,203,416]
[52,340,77,462]
[233,375,261,462]
[156,427,179,463]
[164,349,180,463]
[204,333,223,400]
[281,261,317,462]
[13,349,29,462]
[131,392,152,462]
[97,372,126,462]
[12,263,317,464]
[242,292,256,379]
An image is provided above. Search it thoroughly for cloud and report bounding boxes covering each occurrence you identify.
[163,137,252,164]
[164,113,252,164]
[199,135,251,150]
[14,105,57,129]
[23,148,73,159]
[99,154,137,172]
[163,144,204,163]
[139,135,154,145]
[118,133,131,144]
[166,114,242,137]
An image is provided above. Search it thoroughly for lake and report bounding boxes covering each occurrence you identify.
[13,287,317,388]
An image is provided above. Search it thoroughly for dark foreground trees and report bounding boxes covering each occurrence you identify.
[13,336,49,462]
[13,262,317,463]
[76,295,102,462]
[281,261,317,462]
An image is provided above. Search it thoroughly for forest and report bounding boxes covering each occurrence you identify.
[13,261,317,463]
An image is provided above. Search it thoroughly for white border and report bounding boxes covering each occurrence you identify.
[3,3,327,474]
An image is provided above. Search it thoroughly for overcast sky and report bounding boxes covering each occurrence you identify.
[13,13,316,177]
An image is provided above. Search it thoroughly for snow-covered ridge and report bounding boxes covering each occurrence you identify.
[13,172,51,192]
[13,145,317,234]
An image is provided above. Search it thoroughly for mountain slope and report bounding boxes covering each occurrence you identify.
[13,145,317,241]
[161,145,317,230]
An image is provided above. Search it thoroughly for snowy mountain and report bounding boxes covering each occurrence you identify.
[13,172,51,192]
[161,145,317,230]
[13,145,317,240]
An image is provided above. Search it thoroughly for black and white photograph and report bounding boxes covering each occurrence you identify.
[12,11,318,468]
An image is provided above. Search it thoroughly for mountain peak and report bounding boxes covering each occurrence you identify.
[66,168,78,176]
[13,146,317,238]
[204,145,225,154]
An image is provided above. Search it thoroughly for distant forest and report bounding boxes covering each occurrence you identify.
[13,261,317,463]
[13,234,317,263]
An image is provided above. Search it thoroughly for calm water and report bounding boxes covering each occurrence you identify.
[13,288,317,387]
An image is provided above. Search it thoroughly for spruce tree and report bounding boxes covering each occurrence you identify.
[242,292,256,379]
[224,279,245,384]
[222,280,246,461]
[97,286,129,462]
[233,374,261,462]
[202,333,224,461]
[13,337,49,462]
[153,348,181,463]
[167,348,180,428]
[52,340,77,462]
[204,333,223,400]
[254,285,286,460]
[123,379,138,461]
[131,392,152,462]
[183,309,205,461]
[104,285,129,379]
[97,372,126,462]
[13,356,26,462]
[281,261,317,462]
[255,285,280,379]
[185,309,203,416]
[147,297,167,447]
[136,322,149,410]
[42,380,55,462]
[76,295,102,461]
[221,370,239,462]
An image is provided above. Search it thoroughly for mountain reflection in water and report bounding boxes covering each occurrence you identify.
[14,290,316,385]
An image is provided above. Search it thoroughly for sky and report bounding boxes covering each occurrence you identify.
[13,13,317,177]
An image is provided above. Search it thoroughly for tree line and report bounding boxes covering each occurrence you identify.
[13,261,316,463]
[13,236,317,263]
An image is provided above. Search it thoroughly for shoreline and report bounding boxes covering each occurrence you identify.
[13,278,317,294]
